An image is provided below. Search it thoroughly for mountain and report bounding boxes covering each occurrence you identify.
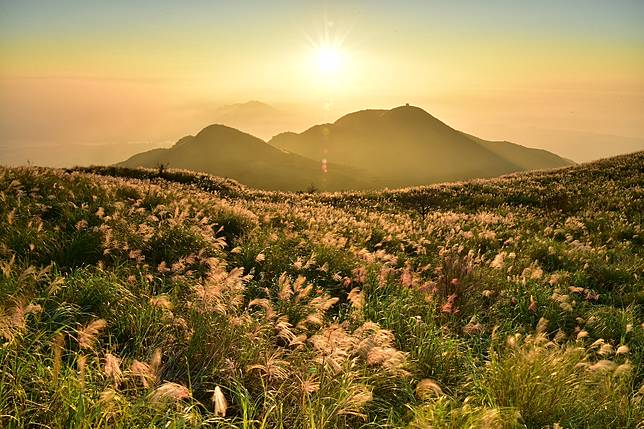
[462,132,575,171]
[207,101,310,140]
[211,101,283,134]
[269,105,574,188]
[118,124,366,192]
[120,105,574,192]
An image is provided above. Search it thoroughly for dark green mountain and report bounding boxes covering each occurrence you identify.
[118,124,365,192]
[269,105,574,188]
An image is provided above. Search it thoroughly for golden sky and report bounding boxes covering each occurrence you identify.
[1,0,643,165]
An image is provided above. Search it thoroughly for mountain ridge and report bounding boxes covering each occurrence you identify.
[118,124,367,192]
[120,105,573,191]
[269,105,573,188]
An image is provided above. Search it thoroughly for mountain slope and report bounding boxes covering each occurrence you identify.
[461,132,575,171]
[269,105,573,188]
[2,152,642,427]
[118,124,365,191]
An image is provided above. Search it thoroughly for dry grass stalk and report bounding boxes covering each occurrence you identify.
[104,352,122,386]
[347,288,365,310]
[78,319,107,350]
[149,295,173,311]
[52,332,65,384]
[130,350,161,389]
[149,382,190,405]
[212,385,227,417]
[416,378,443,400]
[78,355,87,389]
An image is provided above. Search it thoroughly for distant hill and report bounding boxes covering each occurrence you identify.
[118,124,366,192]
[269,105,574,188]
[211,101,283,135]
[208,101,310,140]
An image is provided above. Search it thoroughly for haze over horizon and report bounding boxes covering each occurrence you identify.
[1,0,644,166]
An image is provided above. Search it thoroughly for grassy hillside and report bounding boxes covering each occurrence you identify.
[119,124,367,192]
[1,152,642,428]
[269,105,574,188]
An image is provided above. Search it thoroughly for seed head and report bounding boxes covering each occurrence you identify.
[212,385,228,417]
[78,319,107,350]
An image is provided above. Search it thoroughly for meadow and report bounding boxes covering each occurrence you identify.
[1,152,642,428]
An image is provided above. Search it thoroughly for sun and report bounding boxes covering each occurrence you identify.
[318,45,343,74]
[304,19,352,89]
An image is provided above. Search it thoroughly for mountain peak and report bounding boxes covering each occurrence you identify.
[214,101,278,117]
[333,105,441,128]
[389,104,433,116]
[243,100,273,108]
[386,104,443,124]
[195,123,265,143]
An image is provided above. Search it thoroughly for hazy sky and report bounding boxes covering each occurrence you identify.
[1,0,643,164]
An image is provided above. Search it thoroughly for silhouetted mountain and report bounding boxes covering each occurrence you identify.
[120,105,574,191]
[269,105,574,188]
[462,133,576,170]
[119,124,366,191]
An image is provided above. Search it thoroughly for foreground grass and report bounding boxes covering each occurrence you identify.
[1,152,643,428]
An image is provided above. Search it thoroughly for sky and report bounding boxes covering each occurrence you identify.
[1,0,644,165]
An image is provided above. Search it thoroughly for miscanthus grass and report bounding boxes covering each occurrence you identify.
[1,152,643,428]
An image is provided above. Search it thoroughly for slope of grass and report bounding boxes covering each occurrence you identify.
[1,152,643,428]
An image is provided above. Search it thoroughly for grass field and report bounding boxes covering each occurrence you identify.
[1,152,643,428]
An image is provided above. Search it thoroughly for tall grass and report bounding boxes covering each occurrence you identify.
[1,153,643,427]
